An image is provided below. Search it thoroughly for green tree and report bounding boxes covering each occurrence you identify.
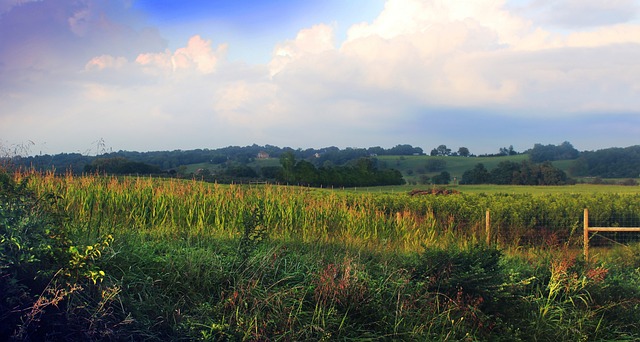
[436,145,451,156]
[458,147,470,157]
[461,163,489,184]
[529,141,578,162]
[490,161,520,184]
[279,151,296,183]
[432,171,451,184]
[293,160,318,185]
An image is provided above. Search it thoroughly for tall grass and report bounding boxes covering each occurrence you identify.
[7,170,640,340]
[24,171,640,251]
[24,171,446,252]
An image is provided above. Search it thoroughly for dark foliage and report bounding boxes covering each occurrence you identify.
[570,145,640,178]
[13,144,425,175]
[461,163,490,184]
[0,169,121,340]
[462,161,572,185]
[528,141,579,163]
[431,171,451,185]
[84,157,161,175]
[278,155,405,187]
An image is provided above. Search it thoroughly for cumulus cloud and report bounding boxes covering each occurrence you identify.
[269,24,336,76]
[136,35,227,75]
[264,0,640,115]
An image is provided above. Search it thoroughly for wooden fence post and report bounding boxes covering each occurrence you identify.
[486,210,491,245]
[584,208,589,261]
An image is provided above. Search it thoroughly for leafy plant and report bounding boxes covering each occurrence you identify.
[0,169,122,340]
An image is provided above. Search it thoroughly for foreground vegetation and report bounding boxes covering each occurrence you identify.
[2,170,640,340]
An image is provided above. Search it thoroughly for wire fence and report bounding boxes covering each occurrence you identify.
[583,208,640,260]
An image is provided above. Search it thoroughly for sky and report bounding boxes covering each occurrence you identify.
[1,0,639,156]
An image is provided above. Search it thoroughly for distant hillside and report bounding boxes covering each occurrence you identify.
[7,143,638,182]
[376,154,531,184]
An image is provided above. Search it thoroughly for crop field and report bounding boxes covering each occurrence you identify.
[341,183,640,195]
[2,170,640,341]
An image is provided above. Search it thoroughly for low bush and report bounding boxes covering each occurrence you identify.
[0,169,123,340]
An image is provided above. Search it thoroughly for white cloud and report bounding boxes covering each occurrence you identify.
[135,35,227,75]
[85,55,128,70]
[269,24,336,76]
[263,0,640,114]
[566,24,640,47]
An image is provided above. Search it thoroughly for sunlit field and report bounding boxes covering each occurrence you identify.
[3,170,640,340]
[349,183,640,195]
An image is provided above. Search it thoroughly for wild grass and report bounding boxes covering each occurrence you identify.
[3,169,640,340]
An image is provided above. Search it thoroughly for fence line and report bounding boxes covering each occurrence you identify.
[583,208,640,261]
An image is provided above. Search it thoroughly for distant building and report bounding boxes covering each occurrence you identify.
[257,151,270,159]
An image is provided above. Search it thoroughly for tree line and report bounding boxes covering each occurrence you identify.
[9,144,424,174]
[277,152,404,187]
[5,141,640,181]
[460,161,573,185]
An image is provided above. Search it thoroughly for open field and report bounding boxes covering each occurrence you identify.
[3,170,640,340]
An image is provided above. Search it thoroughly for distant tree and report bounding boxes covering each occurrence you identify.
[388,144,423,155]
[458,147,470,157]
[293,160,318,185]
[435,145,451,156]
[223,165,258,178]
[529,141,578,163]
[568,145,640,178]
[490,161,520,184]
[84,157,160,175]
[461,163,489,184]
[260,166,282,179]
[280,151,296,183]
[482,160,571,185]
[538,161,569,185]
[432,171,451,184]
[367,146,385,156]
[498,145,517,156]
[568,157,588,177]
[210,155,227,164]
[430,148,438,156]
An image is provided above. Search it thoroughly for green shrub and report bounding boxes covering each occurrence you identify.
[0,169,120,340]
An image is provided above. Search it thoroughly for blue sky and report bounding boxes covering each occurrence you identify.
[1,0,639,156]
[132,0,385,62]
